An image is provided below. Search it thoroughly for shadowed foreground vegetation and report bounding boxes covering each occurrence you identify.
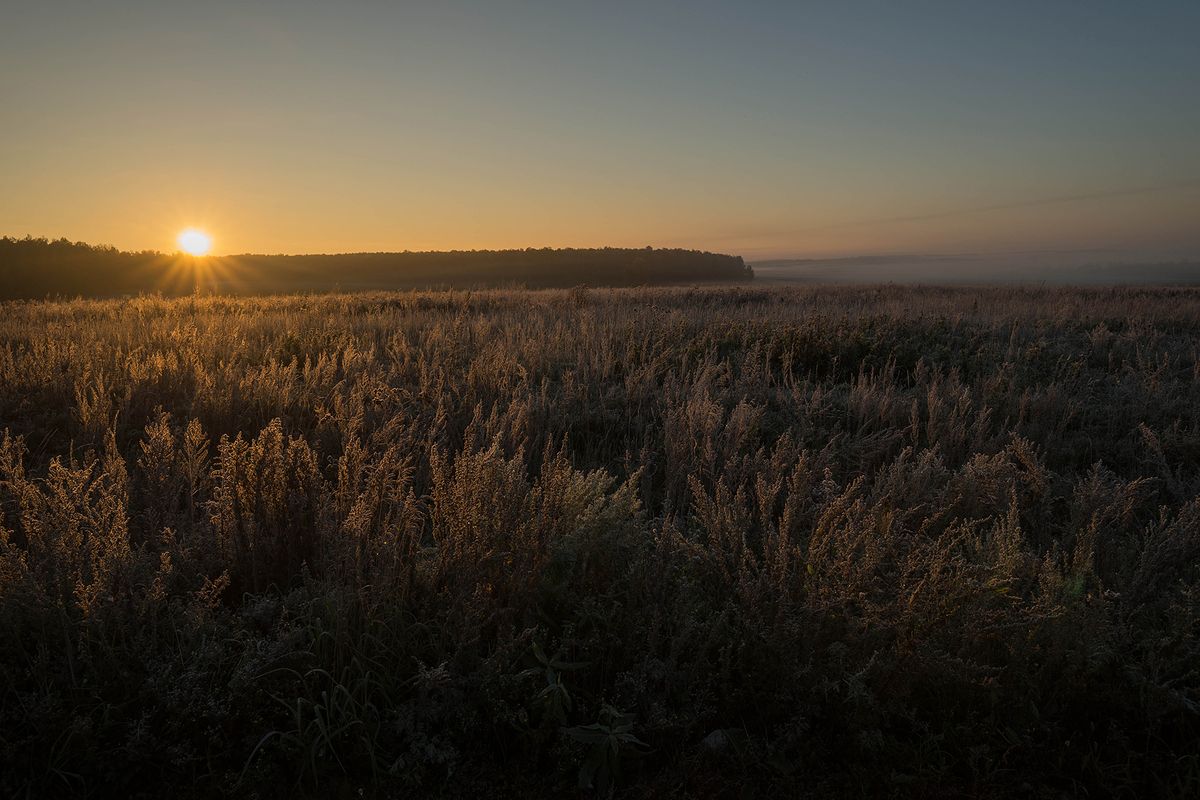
[1,285,1199,797]
[0,237,752,299]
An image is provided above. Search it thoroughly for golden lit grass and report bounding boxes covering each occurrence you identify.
[1,285,1198,797]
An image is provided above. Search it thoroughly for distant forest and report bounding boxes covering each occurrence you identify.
[0,237,753,299]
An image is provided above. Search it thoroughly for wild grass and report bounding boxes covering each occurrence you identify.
[1,284,1198,797]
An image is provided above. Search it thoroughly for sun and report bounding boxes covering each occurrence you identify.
[177,228,212,256]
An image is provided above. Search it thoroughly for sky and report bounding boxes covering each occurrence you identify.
[2,1,1198,259]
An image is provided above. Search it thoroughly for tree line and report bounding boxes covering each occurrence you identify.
[0,237,753,298]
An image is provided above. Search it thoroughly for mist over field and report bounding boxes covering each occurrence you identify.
[753,251,1200,285]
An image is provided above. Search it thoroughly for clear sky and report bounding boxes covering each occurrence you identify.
[2,1,1198,258]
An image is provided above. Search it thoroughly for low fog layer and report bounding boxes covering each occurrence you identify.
[753,251,1200,285]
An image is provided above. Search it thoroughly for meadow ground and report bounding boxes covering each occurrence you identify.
[1,285,1198,797]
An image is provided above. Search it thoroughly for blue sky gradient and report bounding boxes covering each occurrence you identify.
[3,1,1198,257]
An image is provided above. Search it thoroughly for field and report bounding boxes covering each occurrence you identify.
[1,285,1199,797]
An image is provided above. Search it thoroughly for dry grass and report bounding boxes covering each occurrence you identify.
[1,285,1198,797]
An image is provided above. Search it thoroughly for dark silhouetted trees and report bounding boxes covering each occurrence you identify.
[0,237,753,298]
